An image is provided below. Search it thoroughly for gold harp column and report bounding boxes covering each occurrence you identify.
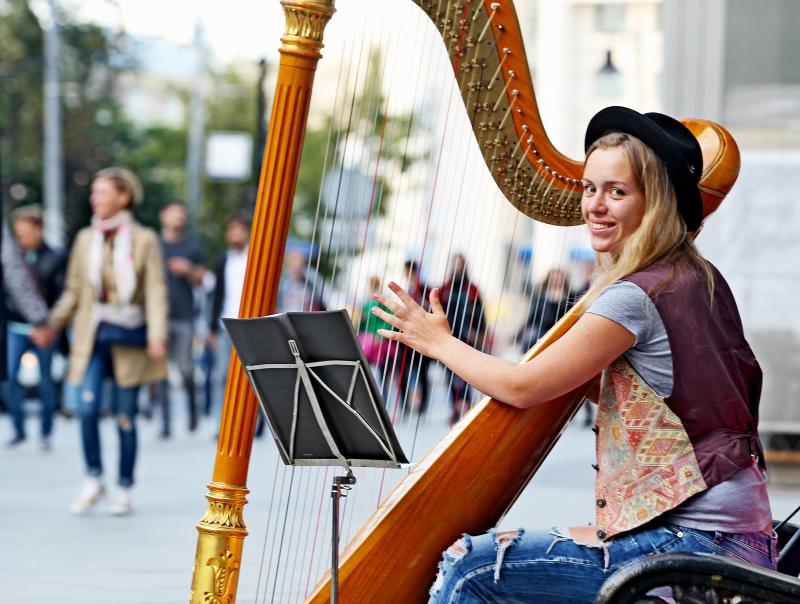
[189,2,335,603]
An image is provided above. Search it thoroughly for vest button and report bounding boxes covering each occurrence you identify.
[596,529,607,540]
[596,498,606,508]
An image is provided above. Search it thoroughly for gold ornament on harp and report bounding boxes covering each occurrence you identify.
[280,0,337,58]
[190,484,249,603]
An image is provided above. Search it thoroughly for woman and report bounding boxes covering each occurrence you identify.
[515,267,572,352]
[372,107,775,602]
[439,253,486,423]
[357,275,395,372]
[49,167,168,516]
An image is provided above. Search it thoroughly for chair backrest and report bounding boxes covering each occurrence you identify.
[595,552,800,604]
[777,521,800,576]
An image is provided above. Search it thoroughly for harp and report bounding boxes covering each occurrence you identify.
[188,1,741,602]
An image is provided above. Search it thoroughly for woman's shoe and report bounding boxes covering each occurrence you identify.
[108,488,134,516]
[69,478,106,514]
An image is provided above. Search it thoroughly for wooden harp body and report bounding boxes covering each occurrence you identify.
[189,1,741,603]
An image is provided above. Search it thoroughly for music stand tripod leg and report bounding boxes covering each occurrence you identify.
[331,470,356,604]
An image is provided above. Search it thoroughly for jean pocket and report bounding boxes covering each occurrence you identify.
[639,526,685,554]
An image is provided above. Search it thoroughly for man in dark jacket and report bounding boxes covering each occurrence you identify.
[5,206,65,448]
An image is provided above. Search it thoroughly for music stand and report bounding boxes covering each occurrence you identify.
[222,310,408,603]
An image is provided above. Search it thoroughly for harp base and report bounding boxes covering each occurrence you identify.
[189,482,249,604]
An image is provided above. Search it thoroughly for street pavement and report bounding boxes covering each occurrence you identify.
[3,369,799,604]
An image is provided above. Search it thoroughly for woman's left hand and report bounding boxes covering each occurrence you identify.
[148,339,167,361]
[372,282,452,360]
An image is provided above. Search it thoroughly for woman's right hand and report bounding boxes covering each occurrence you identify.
[372,282,452,360]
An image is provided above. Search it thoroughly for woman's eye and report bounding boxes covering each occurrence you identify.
[610,187,625,197]
[583,183,595,193]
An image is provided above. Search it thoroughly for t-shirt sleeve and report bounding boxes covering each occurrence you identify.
[586,280,656,345]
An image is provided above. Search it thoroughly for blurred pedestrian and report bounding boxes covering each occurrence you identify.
[4,205,66,449]
[207,215,250,416]
[399,260,431,415]
[357,275,395,385]
[197,270,217,417]
[150,201,206,437]
[48,167,168,515]
[515,268,571,352]
[276,245,326,312]
[1,220,52,442]
[439,253,486,423]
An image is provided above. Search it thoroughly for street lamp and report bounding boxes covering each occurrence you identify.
[595,49,622,100]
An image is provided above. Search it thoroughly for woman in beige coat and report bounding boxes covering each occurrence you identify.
[48,167,168,515]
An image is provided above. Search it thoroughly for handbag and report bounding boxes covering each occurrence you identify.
[95,322,148,347]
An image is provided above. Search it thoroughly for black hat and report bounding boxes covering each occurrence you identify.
[584,106,703,231]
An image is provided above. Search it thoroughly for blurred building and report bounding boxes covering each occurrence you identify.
[664,0,800,436]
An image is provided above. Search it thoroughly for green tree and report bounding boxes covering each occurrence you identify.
[0,0,186,240]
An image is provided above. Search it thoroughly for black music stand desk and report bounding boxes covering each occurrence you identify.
[222,310,408,602]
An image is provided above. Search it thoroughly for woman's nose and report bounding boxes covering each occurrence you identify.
[584,194,607,215]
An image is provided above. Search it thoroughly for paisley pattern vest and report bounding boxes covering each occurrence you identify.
[593,259,764,541]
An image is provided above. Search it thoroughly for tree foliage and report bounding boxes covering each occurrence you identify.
[0,3,425,276]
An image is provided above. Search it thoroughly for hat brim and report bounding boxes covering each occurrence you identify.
[584,106,703,231]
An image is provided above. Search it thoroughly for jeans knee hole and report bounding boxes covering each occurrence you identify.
[118,415,133,431]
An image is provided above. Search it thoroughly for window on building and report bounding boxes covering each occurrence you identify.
[595,4,626,32]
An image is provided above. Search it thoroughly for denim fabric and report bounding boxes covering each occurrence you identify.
[77,342,140,487]
[428,524,777,603]
[6,331,57,439]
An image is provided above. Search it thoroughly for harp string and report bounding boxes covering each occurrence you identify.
[304,21,384,592]
[335,18,415,561]
[258,21,378,603]
[281,35,359,599]
[302,6,442,596]
[350,0,461,522]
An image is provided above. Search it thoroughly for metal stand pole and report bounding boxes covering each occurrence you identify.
[331,471,356,604]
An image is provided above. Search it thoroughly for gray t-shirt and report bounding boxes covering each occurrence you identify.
[588,281,672,397]
[160,236,205,321]
[587,281,771,533]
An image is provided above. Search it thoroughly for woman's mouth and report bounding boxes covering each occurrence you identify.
[590,221,615,232]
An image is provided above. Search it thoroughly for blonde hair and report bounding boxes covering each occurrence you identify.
[580,132,713,307]
[94,167,143,208]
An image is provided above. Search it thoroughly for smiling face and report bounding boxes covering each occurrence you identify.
[581,147,646,254]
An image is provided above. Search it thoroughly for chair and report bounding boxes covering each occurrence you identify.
[595,523,800,604]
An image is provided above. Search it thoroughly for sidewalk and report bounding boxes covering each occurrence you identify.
[4,389,798,603]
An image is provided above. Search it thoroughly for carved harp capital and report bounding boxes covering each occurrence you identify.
[197,482,249,537]
[280,0,336,59]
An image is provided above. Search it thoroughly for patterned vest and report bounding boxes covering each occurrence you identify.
[593,259,764,541]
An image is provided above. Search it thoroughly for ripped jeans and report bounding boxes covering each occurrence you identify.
[77,341,140,487]
[428,524,777,603]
